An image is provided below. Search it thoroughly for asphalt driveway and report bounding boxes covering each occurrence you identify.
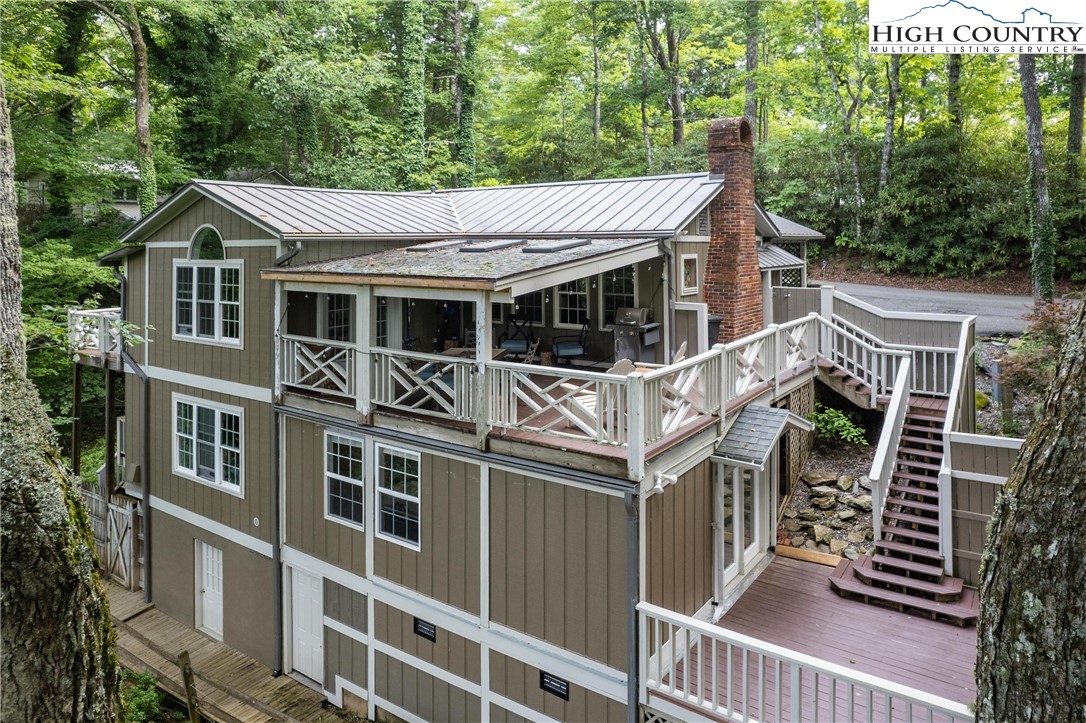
[824,282,1034,336]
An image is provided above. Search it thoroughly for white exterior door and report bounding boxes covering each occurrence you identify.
[291,568,324,684]
[196,541,224,640]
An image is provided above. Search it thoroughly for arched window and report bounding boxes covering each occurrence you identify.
[175,225,242,344]
[190,226,225,260]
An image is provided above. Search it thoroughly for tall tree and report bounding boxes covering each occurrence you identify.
[878,54,900,194]
[947,53,962,130]
[0,71,123,723]
[399,0,426,187]
[743,0,759,139]
[1068,54,1084,180]
[638,0,687,145]
[1019,54,1055,301]
[976,294,1086,721]
[46,2,93,224]
[453,0,480,187]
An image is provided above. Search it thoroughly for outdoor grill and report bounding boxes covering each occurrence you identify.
[613,307,660,363]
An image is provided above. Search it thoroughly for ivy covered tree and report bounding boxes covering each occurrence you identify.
[399,0,426,188]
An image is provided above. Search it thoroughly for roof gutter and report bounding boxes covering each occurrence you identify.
[273,239,303,266]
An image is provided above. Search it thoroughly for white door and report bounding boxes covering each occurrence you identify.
[196,541,224,639]
[291,568,324,684]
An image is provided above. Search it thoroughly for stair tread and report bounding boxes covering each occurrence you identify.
[892,471,940,485]
[884,524,941,544]
[854,564,963,597]
[905,412,946,424]
[872,554,946,577]
[900,435,945,447]
[895,458,942,472]
[898,446,944,460]
[886,496,941,513]
[903,423,944,434]
[882,509,940,528]
[875,539,944,562]
[831,560,976,624]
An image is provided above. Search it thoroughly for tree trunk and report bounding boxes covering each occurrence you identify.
[1019,54,1055,302]
[743,0,759,139]
[454,0,479,188]
[399,0,426,187]
[666,25,683,145]
[1068,54,1084,180]
[47,3,93,223]
[0,67,123,723]
[639,42,652,167]
[975,295,1086,721]
[878,55,900,193]
[591,2,601,144]
[126,3,156,218]
[947,53,962,130]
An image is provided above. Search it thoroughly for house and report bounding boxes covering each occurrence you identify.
[69,117,1004,723]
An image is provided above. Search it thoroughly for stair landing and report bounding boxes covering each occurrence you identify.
[830,556,978,626]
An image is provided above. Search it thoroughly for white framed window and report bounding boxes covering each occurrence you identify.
[325,432,365,530]
[173,394,243,496]
[375,296,389,347]
[599,265,636,328]
[681,254,700,296]
[375,444,421,550]
[174,226,242,346]
[516,291,544,325]
[325,293,353,342]
[554,279,588,328]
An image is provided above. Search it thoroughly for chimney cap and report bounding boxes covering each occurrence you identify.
[708,117,753,151]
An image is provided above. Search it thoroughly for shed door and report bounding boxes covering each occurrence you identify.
[291,568,324,684]
[196,541,223,640]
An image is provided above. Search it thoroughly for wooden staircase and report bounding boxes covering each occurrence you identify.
[830,398,979,626]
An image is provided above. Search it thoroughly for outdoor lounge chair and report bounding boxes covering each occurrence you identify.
[498,315,535,361]
[553,319,589,365]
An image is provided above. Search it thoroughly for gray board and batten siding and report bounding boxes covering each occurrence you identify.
[323,579,369,697]
[950,434,1022,587]
[375,601,481,685]
[489,469,628,670]
[645,459,714,617]
[489,651,627,723]
[376,651,482,722]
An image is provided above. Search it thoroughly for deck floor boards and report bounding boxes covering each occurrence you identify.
[106,583,338,722]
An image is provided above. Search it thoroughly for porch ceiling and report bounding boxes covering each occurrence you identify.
[261,237,661,296]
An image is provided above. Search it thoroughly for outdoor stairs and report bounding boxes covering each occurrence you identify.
[830,398,979,626]
[816,359,891,410]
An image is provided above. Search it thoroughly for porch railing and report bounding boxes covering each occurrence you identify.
[820,317,910,408]
[831,312,957,397]
[281,334,356,398]
[639,602,973,723]
[69,307,121,355]
[372,348,475,421]
[642,350,723,444]
[868,358,912,544]
[936,317,978,573]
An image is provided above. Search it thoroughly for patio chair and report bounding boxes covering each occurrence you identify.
[560,358,635,436]
[553,319,590,365]
[522,337,541,365]
[673,340,687,363]
[498,315,535,361]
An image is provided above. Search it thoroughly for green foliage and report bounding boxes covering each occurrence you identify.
[399,0,427,187]
[809,404,869,446]
[975,390,990,411]
[1001,300,1077,395]
[121,669,163,723]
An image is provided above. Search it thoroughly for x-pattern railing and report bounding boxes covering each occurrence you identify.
[282,335,356,398]
[69,308,121,355]
[373,349,475,420]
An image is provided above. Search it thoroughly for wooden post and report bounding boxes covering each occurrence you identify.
[105,368,116,493]
[71,363,83,478]
[177,650,202,723]
[474,293,492,450]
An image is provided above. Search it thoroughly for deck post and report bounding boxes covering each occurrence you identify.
[104,368,116,493]
[71,363,83,477]
[474,293,492,450]
[357,286,372,418]
[627,373,646,481]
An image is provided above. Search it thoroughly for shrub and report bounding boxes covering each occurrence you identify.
[1001,300,1078,395]
[809,404,869,446]
[122,669,163,723]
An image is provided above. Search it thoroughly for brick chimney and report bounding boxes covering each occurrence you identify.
[703,117,762,344]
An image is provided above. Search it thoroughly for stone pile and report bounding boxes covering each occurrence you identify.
[779,470,876,560]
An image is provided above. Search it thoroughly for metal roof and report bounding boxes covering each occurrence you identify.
[758,243,806,271]
[440,173,723,237]
[263,237,659,293]
[767,212,824,240]
[712,406,813,469]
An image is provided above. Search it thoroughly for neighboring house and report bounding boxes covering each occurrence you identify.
[69,118,1003,723]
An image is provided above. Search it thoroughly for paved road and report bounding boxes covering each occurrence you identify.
[825,282,1033,336]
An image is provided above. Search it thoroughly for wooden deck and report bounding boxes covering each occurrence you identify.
[106,583,338,723]
[717,556,976,706]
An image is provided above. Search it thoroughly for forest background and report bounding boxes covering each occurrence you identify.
[2,0,1084,459]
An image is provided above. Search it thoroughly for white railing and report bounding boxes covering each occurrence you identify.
[639,602,974,723]
[721,315,820,408]
[487,362,630,445]
[281,334,356,398]
[69,307,121,355]
[832,314,956,397]
[642,349,723,444]
[372,348,475,420]
[936,317,977,573]
[820,319,909,408]
[868,359,913,544]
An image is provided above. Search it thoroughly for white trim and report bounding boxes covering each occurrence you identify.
[145,365,272,403]
[324,431,366,532]
[553,278,590,330]
[373,285,484,302]
[143,253,150,366]
[369,696,426,723]
[224,239,280,248]
[171,257,245,348]
[679,253,699,296]
[948,432,1024,449]
[374,443,422,552]
[323,674,368,709]
[151,495,272,556]
[324,615,369,646]
[171,393,245,498]
[144,241,190,249]
[489,695,562,723]
[951,470,1008,485]
[503,242,659,297]
[372,639,483,696]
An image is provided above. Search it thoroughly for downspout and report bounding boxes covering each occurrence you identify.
[270,239,297,677]
[108,262,152,604]
[624,491,640,723]
[659,239,677,360]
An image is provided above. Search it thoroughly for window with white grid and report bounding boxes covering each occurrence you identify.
[173,395,243,495]
[375,296,389,347]
[555,280,588,327]
[375,445,421,550]
[326,293,352,342]
[600,265,636,328]
[175,251,242,345]
[326,433,365,529]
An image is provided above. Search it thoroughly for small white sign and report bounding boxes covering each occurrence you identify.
[869,0,1086,54]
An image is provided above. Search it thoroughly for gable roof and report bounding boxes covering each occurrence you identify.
[767,212,824,240]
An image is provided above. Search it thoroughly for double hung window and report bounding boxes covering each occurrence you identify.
[555,280,588,327]
[175,226,242,344]
[326,433,365,529]
[600,265,636,327]
[375,445,421,549]
[174,395,243,494]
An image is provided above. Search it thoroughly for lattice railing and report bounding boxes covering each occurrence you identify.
[281,335,356,398]
[642,350,722,444]
[69,307,121,355]
[372,349,475,421]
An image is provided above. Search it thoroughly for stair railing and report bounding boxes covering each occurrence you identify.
[936,316,977,574]
[868,358,913,544]
[815,317,909,408]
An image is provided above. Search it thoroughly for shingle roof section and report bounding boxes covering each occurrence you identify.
[767,212,824,240]
[195,180,463,237]
[270,237,656,286]
[758,243,805,271]
[440,173,723,237]
[714,406,794,467]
